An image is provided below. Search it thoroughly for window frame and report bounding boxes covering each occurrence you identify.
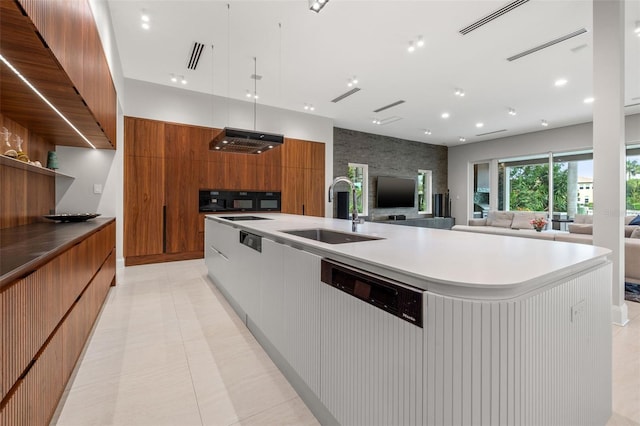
[347,163,369,216]
[418,169,433,214]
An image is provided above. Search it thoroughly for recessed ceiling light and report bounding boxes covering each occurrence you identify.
[508,107,517,116]
[476,122,484,128]
[441,112,450,119]
[583,97,595,104]
[170,74,177,83]
[459,137,466,142]
[347,76,358,87]
[554,78,568,87]
[141,22,150,30]
[454,88,465,97]
[424,130,432,135]
[417,36,425,48]
[541,119,549,127]
[141,14,150,22]
[253,94,258,99]
[246,90,252,98]
[372,119,381,125]
[180,76,187,85]
[408,41,415,53]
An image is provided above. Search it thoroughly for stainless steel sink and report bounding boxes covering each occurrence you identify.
[281,228,383,244]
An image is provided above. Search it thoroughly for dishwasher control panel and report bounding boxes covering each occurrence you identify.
[321,259,423,327]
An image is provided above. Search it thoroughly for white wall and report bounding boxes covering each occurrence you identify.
[448,113,640,223]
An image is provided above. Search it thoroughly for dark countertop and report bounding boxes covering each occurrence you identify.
[0,218,115,288]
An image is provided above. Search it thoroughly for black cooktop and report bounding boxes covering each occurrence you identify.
[220,216,273,221]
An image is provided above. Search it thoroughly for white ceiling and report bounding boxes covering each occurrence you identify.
[107,0,640,146]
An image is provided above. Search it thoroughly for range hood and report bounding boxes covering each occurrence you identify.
[209,127,284,154]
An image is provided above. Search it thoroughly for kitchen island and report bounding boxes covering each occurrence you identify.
[205,213,612,426]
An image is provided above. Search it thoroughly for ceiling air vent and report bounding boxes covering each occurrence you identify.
[373,100,405,113]
[507,28,587,61]
[377,116,403,126]
[459,0,530,35]
[331,87,361,103]
[187,41,205,70]
[476,129,507,137]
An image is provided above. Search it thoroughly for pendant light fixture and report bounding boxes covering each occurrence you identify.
[209,5,283,154]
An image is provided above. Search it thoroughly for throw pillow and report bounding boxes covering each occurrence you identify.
[511,212,535,229]
[487,211,514,228]
[574,214,593,224]
[630,215,640,226]
[568,223,593,235]
[631,228,640,239]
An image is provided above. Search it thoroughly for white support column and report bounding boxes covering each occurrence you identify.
[593,0,628,326]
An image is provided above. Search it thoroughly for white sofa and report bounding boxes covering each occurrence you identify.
[453,212,640,284]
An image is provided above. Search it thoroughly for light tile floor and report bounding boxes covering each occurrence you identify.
[51,260,318,426]
[51,260,640,426]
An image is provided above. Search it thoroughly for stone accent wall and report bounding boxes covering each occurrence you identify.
[333,127,448,220]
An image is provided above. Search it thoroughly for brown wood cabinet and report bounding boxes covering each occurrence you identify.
[281,138,325,217]
[124,117,325,265]
[0,221,115,425]
[18,0,117,145]
[124,117,165,258]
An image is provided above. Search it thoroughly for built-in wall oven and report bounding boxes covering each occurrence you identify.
[199,190,281,213]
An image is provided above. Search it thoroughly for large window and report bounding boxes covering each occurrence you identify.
[498,155,549,212]
[553,150,593,217]
[418,170,432,214]
[628,145,640,215]
[348,163,368,216]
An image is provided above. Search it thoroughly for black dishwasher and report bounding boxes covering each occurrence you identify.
[239,230,262,252]
[320,259,423,327]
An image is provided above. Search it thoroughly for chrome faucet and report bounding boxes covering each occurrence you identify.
[328,176,359,231]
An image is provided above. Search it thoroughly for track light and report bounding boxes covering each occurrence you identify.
[541,119,549,127]
[309,0,329,13]
[408,41,415,53]
[424,130,432,135]
[416,36,425,47]
[454,88,465,97]
[508,107,517,116]
[372,119,381,125]
[180,76,187,85]
[347,76,358,87]
[170,73,177,83]
[459,137,466,142]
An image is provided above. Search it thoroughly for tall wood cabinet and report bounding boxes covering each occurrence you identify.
[124,117,325,266]
[281,138,325,217]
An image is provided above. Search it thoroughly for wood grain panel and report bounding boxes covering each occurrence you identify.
[164,123,212,160]
[164,157,202,254]
[124,117,165,158]
[0,222,115,425]
[125,251,203,267]
[305,169,325,217]
[124,156,164,257]
[1,0,113,149]
[281,167,305,215]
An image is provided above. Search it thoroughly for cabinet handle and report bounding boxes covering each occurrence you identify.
[162,205,167,253]
[302,204,305,215]
[209,245,228,260]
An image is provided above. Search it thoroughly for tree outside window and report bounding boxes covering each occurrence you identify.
[418,170,432,214]
[347,163,368,216]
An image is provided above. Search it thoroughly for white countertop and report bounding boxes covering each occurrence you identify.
[206,213,610,299]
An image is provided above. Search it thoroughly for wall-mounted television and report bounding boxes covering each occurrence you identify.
[376,176,415,208]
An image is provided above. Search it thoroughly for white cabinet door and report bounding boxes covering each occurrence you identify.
[282,246,321,395]
[320,284,424,426]
[235,237,262,320]
[204,219,238,292]
[257,239,285,347]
